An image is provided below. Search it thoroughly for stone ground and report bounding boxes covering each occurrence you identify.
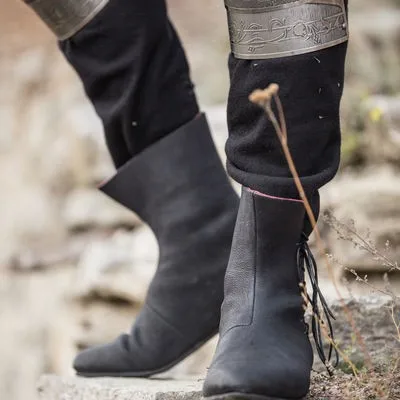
[38,370,400,400]
[35,297,400,400]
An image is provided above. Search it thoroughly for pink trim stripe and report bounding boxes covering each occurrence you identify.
[246,187,304,203]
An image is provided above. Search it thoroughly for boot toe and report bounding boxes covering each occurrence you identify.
[204,363,275,398]
[204,363,310,400]
[74,334,135,376]
[203,341,312,400]
[203,365,245,397]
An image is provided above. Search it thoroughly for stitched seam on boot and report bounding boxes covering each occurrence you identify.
[221,192,256,338]
[251,190,257,326]
[145,303,187,339]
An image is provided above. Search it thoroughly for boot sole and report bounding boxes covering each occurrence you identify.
[206,393,306,400]
[76,330,217,378]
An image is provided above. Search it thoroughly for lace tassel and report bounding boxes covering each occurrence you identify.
[297,234,339,375]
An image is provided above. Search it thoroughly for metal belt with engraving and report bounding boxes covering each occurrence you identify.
[27,0,109,40]
[225,0,349,59]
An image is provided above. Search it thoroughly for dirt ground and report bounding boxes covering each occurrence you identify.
[309,369,400,400]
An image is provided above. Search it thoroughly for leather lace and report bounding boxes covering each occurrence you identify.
[297,233,339,375]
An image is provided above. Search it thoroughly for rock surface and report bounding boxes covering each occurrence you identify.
[321,166,400,273]
[72,227,157,303]
[37,369,400,400]
[363,96,400,166]
[63,188,143,232]
[37,375,203,400]
[312,296,400,371]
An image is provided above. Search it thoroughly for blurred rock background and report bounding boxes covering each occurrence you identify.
[0,0,399,399]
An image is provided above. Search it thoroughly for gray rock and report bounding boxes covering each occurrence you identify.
[63,188,142,232]
[37,375,203,400]
[0,177,67,269]
[311,296,400,371]
[347,9,400,93]
[67,300,139,352]
[363,96,400,166]
[73,228,157,303]
[321,167,400,272]
[0,268,75,400]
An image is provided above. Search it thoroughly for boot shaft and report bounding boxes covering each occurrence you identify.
[100,114,238,248]
[221,187,307,336]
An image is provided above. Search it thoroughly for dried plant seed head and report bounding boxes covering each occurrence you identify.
[249,84,280,107]
[249,89,269,107]
[268,83,280,95]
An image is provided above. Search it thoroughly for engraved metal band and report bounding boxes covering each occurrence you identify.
[25,0,109,40]
[225,0,349,59]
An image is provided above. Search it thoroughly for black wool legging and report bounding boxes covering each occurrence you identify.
[60,0,199,168]
[59,0,347,199]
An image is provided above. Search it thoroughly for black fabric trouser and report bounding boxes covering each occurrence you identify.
[60,0,347,199]
[60,0,200,168]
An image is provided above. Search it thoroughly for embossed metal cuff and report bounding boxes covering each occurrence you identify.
[25,0,109,40]
[225,0,349,59]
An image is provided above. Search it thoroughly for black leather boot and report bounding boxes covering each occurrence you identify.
[203,188,334,400]
[74,114,239,377]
